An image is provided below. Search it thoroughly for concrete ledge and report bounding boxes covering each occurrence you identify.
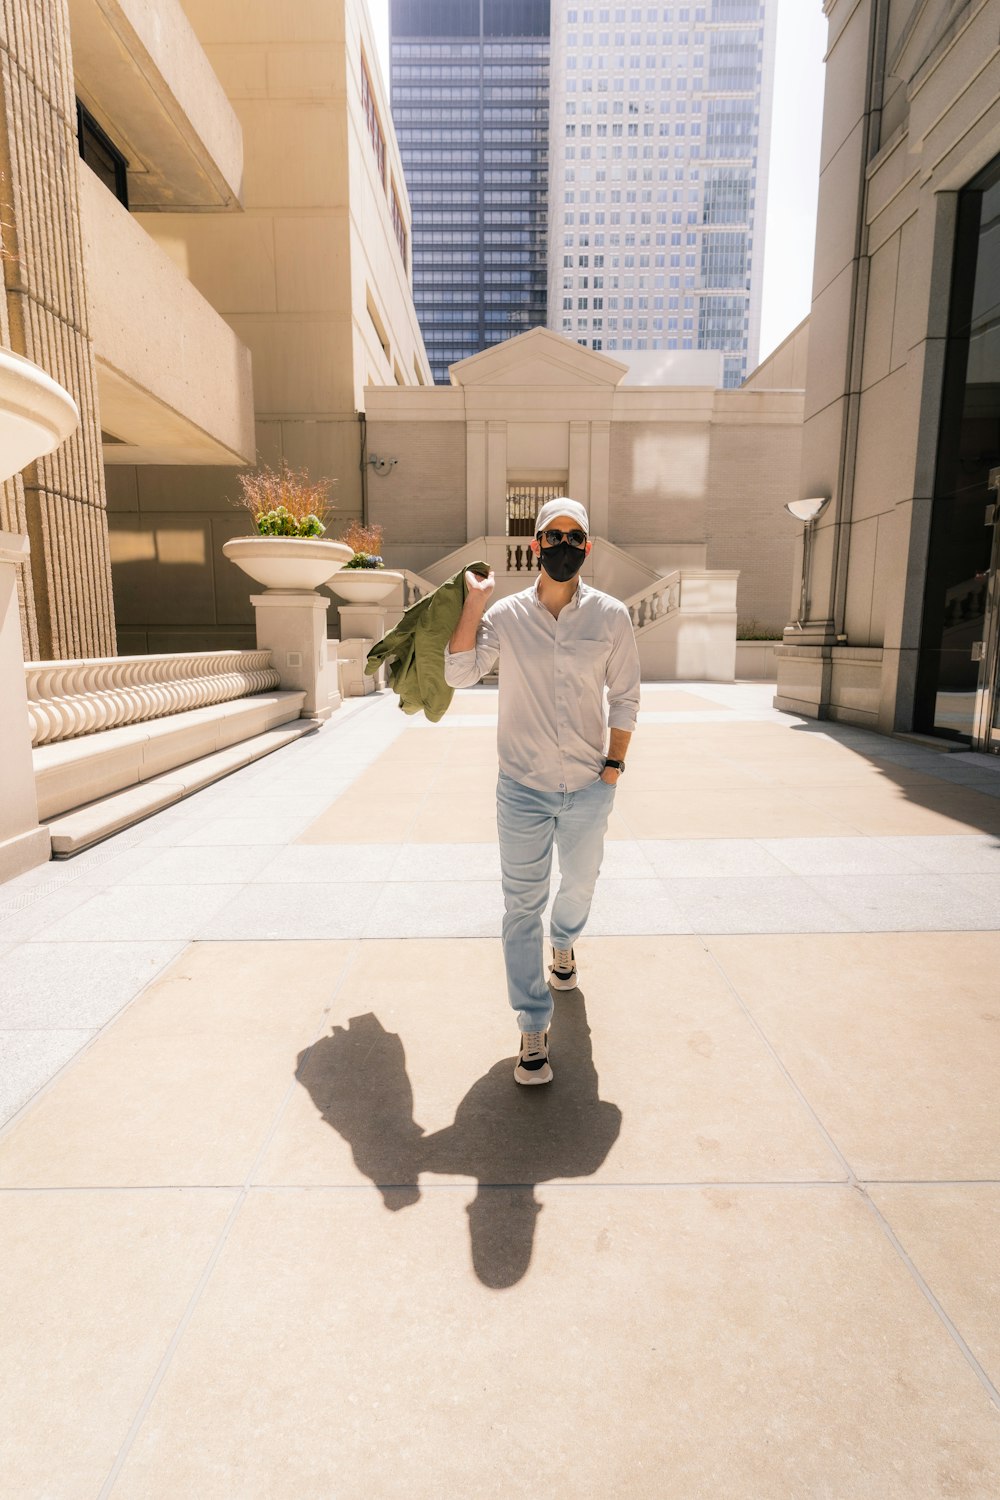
[47,722,317,856]
[34,691,306,821]
[0,825,52,883]
[735,641,779,681]
[774,643,885,725]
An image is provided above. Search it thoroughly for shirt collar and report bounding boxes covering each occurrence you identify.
[532,577,586,609]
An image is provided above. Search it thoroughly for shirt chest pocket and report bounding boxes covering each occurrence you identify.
[562,637,611,677]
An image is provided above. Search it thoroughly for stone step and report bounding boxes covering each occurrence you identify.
[34,691,306,821]
[46,720,318,857]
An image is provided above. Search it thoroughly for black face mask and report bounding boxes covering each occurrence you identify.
[538,540,587,582]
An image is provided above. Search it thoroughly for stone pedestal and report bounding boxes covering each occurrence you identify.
[334,638,384,697]
[249,591,341,720]
[0,532,50,879]
[337,603,389,642]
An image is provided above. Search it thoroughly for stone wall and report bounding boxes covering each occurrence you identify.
[363,419,468,556]
[705,418,803,635]
[609,414,801,633]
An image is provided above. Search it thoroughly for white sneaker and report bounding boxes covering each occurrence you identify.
[514,1030,552,1085]
[549,945,578,991]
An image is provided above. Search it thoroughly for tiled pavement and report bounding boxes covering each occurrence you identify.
[2,683,1000,1496]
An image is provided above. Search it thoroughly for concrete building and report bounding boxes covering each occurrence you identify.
[108,0,432,653]
[0,0,255,661]
[389,0,551,383]
[773,0,1000,756]
[548,0,777,388]
[363,323,804,648]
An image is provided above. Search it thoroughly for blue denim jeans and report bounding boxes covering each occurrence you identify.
[496,770,616,1033]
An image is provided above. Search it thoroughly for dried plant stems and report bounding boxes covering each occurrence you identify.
[232,461,335,537]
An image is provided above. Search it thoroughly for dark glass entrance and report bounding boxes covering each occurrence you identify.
[915,158,1000,740]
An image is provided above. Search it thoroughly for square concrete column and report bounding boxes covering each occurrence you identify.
[466,419,488,538]
[0,532,50,879]
[568,421,592,508]
[337,603,389,642]
[249,590,341,721]
[486,420,507,534]
[589,420,611,538]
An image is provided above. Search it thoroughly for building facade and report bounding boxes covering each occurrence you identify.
[547,0,777,388]
[774,0,1000,756]
[363,325,803,635]
[107,0,432,653]
[390,0,550,383]
[0,0,255,660]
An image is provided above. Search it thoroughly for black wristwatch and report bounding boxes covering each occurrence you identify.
[603,758,626,775]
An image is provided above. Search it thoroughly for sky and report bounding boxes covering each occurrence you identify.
[365,0,828,363]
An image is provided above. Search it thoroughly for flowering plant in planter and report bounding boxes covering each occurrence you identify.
[232,461,334,538]
[340,520,385,569]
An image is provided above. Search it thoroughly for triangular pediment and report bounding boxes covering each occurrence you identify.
[449,328,628,389]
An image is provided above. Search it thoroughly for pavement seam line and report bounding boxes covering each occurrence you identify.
[705,939,1000,1415]
[701,943,858,1183]
[0,946,190,1144]
[96,939,366,1498]
[859,1193,1000,1412]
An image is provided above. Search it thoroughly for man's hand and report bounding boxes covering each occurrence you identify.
[465,568,495,602]
[600,767,621,785]
[449,569,495,654]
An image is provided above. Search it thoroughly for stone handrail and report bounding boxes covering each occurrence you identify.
[400,568,433,608]
[25,649,280,747]
[626,571,681,632]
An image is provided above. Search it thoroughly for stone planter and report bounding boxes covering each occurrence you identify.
[0,348,80,880]
[326,568,405,604]
[222,536,354,592]
[0,346,81,478]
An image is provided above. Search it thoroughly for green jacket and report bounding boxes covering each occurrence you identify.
[365,562,490,722]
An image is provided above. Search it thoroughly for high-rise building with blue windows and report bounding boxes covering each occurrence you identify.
[390,1,551,384]
[547,1,776,388]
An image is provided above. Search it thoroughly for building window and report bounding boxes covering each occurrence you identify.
[915,153,1000,741]
[390,179,408,264]
[361,53,386,184]
[76,101,128,207]
[506,481,566,537]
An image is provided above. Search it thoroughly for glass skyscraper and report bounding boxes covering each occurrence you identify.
[390,0,550,384]
[548,0,775,387]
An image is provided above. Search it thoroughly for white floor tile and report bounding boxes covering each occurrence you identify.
[200,882,381,940]
[0,942,185,1028]
[33,885,244,943]
[667,876,856,935]
[0,1029,94,1125]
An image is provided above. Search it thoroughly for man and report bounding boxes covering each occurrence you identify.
[445,498,641,1086]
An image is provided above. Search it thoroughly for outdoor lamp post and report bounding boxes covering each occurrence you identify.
[784,496,831,631]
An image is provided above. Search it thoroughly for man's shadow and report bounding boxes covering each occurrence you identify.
[296,993,622,1289]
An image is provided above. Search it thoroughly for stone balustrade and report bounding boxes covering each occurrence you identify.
[25,649,280,747]
[504,542,540,575]
[627,571,681,631]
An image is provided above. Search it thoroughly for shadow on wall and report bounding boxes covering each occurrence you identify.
[108,505,258,654]
[296,993,622,1289]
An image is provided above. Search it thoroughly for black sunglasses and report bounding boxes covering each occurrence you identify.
[537,528,587,547]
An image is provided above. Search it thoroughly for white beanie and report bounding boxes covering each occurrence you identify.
[534,497,590,537]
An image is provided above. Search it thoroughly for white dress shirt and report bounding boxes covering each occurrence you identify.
[444,578,641,793]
